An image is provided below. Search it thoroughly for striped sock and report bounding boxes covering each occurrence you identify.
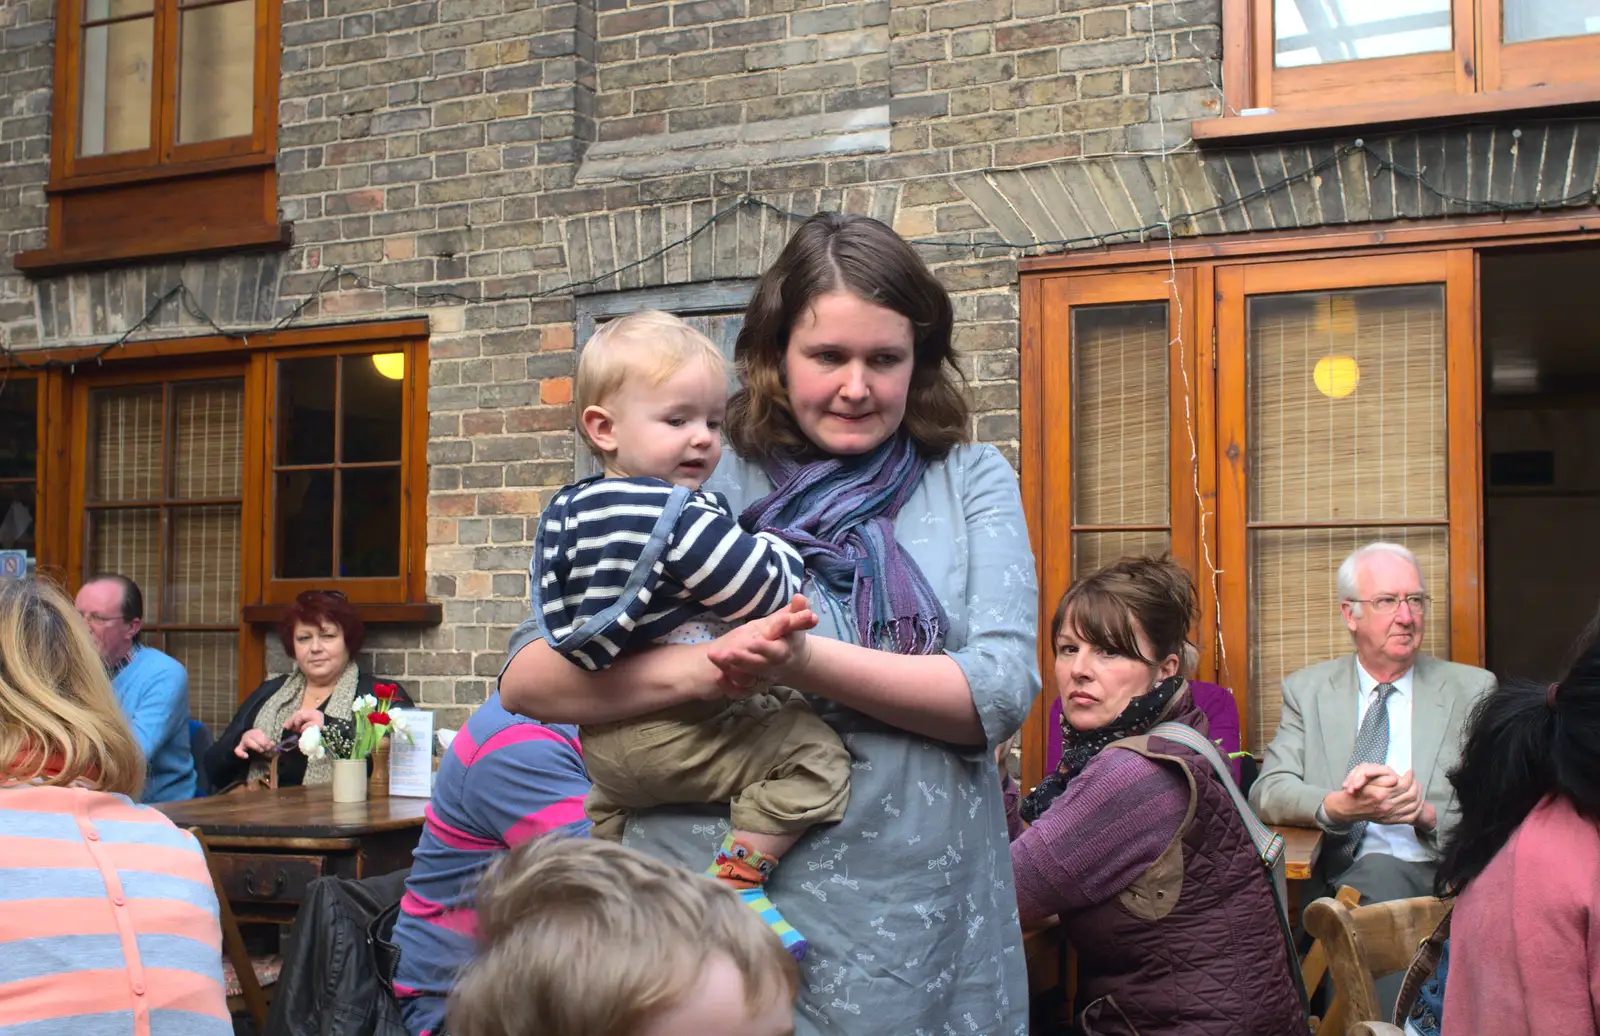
[738,887,808,961]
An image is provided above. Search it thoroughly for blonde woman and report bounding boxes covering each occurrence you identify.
[0,577,231,1035]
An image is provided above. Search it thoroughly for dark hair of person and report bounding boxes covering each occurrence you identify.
[84,573,143,622]
[1435,603,1600,898]
[724,211,968,461]
[84,573,143,642]
[276,589,366,657]
[1051,555,1197,666]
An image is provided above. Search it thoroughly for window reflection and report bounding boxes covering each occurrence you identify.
[1275,0,1452,67]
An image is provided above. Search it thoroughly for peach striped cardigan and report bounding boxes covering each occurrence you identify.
[0,783,232,1036]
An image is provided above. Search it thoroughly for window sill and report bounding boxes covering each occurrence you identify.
[242,602,444,626]
[16,221,292,278]
[1192,81,1600,146]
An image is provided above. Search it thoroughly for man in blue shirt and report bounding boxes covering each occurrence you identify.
[75,574,198,802]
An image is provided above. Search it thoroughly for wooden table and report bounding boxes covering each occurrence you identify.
[1271,824,1324,881]
[157,785,428,923]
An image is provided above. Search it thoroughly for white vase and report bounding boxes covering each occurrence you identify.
[331,758,369,802]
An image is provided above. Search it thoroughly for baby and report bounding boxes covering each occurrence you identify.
[447,837,799,1036]
[530,310,851,959]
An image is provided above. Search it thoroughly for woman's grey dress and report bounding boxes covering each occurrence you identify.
[507,442,1040,1035]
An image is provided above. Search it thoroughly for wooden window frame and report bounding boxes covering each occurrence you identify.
[1020,237,1497,786]
[16,0,288,276]
[5,318,433,705]
[1201,0,1600,144]
[258,338,430,609]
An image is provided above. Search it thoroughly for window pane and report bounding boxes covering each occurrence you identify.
[0,379,37,480]
[276,470,334,578]
[0,484,36,553]
[83,0,153,19]
[340,467,401,577]
[1249,286,1447,524]
[1249,527,1449,748]
[89,508,162,617]
[172,380,245,499]
[79,16,152,156]
[1073,531,1172,579]
[177,0,255,144]
[93,387,163,502]
[341,354,405,464]
[1275,0,1452,67]
[169,505,241,624]
[1504,0,1600,42]
[1072,303,1169,526]
[278,356,337,466]
[167,631,238,733]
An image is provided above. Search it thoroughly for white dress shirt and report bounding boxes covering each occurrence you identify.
[1353,662,1431,863]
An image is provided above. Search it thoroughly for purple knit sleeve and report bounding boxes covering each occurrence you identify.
[1002,773,1027,842]
[1009,748,1190,923]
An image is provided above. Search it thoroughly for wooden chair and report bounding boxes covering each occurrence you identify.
[189,827,274,1031]
[1301,885,1361,1033]
[1303,893,1449,1036]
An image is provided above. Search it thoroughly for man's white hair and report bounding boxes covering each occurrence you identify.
[1337,542,1425,617]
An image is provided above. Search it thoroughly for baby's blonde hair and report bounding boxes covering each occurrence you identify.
[575,310,727,454]
[0,577,145,796]
[448,837,799,1036]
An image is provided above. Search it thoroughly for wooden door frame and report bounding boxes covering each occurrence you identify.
[1018,268,1203,794]
[1019,230,1536,783]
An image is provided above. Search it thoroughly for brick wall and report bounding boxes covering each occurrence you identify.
[6,0,1597,721]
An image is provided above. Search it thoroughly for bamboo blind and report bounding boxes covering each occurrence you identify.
[1075,530,1173,578]
[87,379,245,733]
[1072,303,1170,527]
[1246,287,1450,747]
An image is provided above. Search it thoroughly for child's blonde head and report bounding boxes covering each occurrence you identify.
[576,311,727,455]
[447,837,799,1036]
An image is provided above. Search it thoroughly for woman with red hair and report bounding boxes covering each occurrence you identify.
[204,590,411,791]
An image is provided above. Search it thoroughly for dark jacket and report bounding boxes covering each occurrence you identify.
[204,670,412,791]
[1063,699,1308,1036]
[264,868,412,1036]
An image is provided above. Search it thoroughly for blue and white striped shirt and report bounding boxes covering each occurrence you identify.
[532,476,806,670]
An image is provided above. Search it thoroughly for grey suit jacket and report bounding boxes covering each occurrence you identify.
[1249,652,1496,853]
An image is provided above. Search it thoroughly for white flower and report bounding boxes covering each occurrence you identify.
[389,712,409,735]
[298,726,326,761]
[353,693,379,713]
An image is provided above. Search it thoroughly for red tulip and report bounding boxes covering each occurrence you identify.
[368,711,392,726]
[374,683,400,701]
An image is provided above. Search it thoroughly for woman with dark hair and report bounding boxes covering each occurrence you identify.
[1432,607,1600,1036]
[501,212,1039,1033]
[204,590,411,790]
[1004,556,1306,1036]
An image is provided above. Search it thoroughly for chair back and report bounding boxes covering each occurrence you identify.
[188,719,214,797]
[187,827,270,1032]
[1302,894,1450,1035]
[1301,885,1361,1033]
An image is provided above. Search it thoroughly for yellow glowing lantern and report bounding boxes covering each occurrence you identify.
[371,352,405,380]
[1313,355,1360,399]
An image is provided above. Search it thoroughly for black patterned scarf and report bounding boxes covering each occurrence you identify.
[1020,675,1185,824]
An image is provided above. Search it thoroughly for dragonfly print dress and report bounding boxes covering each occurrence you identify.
[509,442,1042,1035]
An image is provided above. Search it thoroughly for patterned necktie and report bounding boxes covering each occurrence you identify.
[1326,682,1397,875]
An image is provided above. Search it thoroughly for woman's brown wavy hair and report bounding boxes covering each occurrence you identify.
[725,212,969,461]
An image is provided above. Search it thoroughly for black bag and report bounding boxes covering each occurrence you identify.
[263,868,413,1036]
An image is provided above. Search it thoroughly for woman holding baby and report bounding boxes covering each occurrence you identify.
[502,212,1039,1034]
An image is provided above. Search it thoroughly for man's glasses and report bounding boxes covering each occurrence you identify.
[78,611,126,626]
[1346,594,1430,615]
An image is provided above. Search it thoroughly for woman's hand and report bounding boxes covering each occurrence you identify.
[707,595,818,693]
[283,708,326,734]
[234,728,276,758]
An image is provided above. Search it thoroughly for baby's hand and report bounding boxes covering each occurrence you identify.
[708,595,817,693]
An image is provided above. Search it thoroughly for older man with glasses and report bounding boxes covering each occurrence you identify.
[1250,542,1494,1011]
[74,573,198,803]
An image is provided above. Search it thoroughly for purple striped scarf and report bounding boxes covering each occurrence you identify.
[741,435,949,655]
